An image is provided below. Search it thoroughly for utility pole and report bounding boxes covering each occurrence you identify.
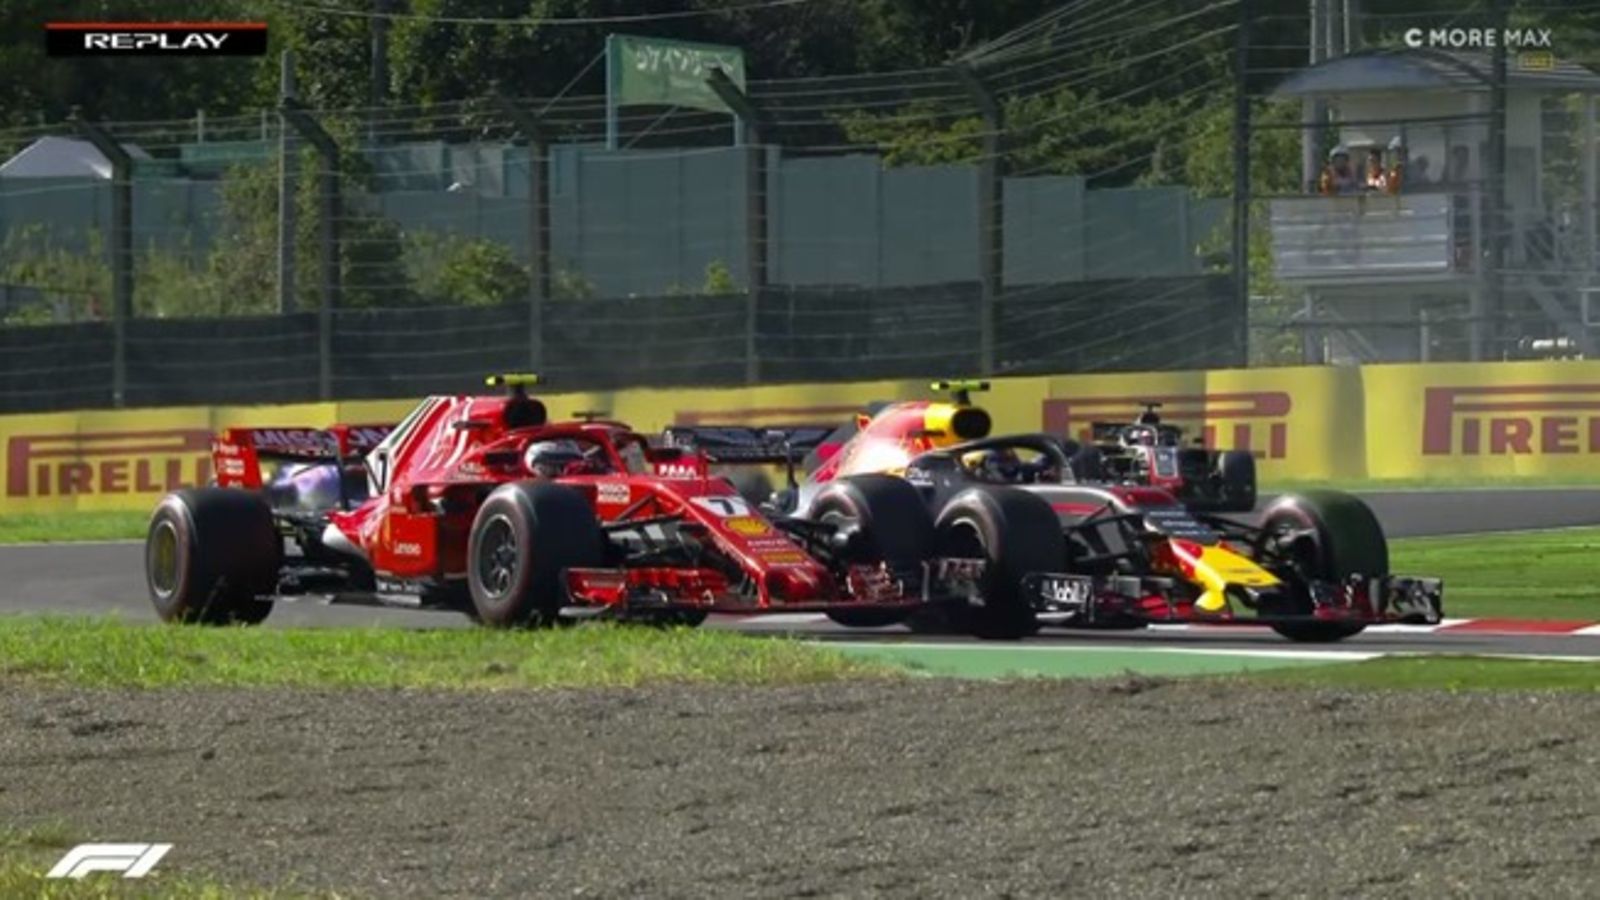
[1301,0,1326,193]
[1487,0,1508,358]
[707,68,771,385]
[369,0,390,142]
[280,98,342,399]
[278,50,298,315]
[491,87,551,372]
[952,64,1002,375]
[1232,0,1253,365]
[71,109,131,408]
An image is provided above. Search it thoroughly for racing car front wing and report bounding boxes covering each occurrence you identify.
[563,557,989,612]
[1020,572,1444,626]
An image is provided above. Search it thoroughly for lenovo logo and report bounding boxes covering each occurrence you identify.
[1042,392,1292,459]
[45,23,268,56]
[6,430,213,498]
[1422,384,1600,455]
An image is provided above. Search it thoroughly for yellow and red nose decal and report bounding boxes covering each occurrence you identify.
[1169,539,1279,613]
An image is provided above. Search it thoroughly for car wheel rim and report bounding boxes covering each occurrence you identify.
[148,520,179,599]
[477,515,519,600]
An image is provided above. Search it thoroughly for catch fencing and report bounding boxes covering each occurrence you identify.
[0,3,1246,412]
[0,276,1235,412]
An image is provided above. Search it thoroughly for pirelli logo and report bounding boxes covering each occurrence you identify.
[1422,384,1600,455]
[1041,392,1292,459]
[6,430,213,498]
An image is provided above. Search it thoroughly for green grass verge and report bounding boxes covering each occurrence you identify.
[1250,655,1600,692]
[0,825,309,899]
[0,512,150,544]
[0,617,888,690]
[1391,527,1600,620]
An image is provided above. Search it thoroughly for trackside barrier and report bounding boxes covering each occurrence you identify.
[3,360,1600,513]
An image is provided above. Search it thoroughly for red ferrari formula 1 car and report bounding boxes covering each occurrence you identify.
[144,376,966,627]
[675,381,1443,641]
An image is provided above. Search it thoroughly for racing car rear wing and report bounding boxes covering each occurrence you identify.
[659,425,837,487]
[213,424,393,490]
[659,425,835,465]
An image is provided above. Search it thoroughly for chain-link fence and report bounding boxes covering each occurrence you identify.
[0,3,1249,412]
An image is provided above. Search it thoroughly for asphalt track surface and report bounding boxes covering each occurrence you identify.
[4,488,1600,659]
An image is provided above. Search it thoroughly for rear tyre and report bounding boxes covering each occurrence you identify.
[1215,450,1257,512]
[468,482,605,628]
[719,468,775,508]
[1069,445,1107,483]
[146,489,280,625]
[810,475,934,629]
[935,487,1063,640]
[1256,490,1385,642]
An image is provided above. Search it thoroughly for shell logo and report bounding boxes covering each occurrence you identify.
[725,516,771,537]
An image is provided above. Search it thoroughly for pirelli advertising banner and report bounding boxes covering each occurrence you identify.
[2,360,1598,512]
[1362,360,1600,480]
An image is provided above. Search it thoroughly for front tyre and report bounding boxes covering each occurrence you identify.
[935,487,1063,640]
[146,489,280,625]
[810,475,934,630]
[1256,490,1385,642]
[468,482,605,628]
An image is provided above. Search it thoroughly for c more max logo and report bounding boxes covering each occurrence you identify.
[7,429,213,498]
[1041,392,1292,459]
[1422,384,1600,455]
[45,22,268,56]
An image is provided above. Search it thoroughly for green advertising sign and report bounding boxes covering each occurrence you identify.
[606,34,746,114]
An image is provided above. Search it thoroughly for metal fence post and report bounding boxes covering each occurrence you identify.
[1231,0,1252,367]
[707,69,770,385]
[952,65,1002,375]
[71,108,131,408]
[491,88,550,372]
[278,50,298,315]
[279,99,341,400]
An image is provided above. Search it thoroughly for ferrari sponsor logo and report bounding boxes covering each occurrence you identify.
[6,429,212,497]
[596,482,631,504]
[656,462,700,479]
[1041,392,1291,459]
[725,515,771,536]
[758,550,808,565]
[1422,384,1600,455]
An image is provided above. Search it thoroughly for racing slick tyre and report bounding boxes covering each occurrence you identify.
[935,487,1064,640]
[1256,490,1386,643]
[468,482,606,628]
[146,488,280,626]
[1069,445,1107,483]
[718,468,775,508]
[810,475,935,629]
[1215,450,1257,512]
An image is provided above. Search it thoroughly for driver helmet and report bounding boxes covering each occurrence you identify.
[523,440,584,479]
[962,447,1022,482]
[1122,425,1157,447]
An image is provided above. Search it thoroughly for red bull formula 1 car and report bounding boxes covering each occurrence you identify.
[668,381,1443,641]
[144,376,972,627]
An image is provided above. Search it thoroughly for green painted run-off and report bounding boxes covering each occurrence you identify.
[830,643,1355,680]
